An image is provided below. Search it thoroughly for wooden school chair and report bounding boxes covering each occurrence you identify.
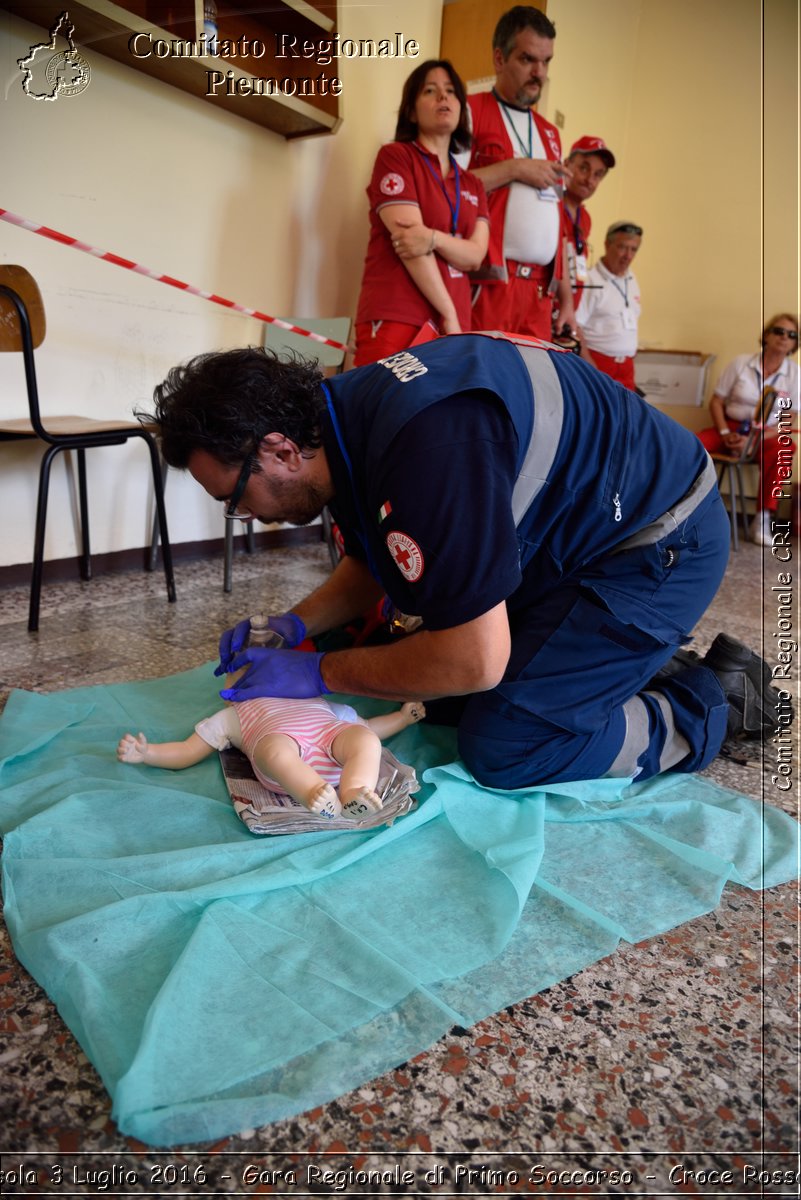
[0,265,176,631]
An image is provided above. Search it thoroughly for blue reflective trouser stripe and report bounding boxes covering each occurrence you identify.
[610,666,728,778]
[457,495,731,787]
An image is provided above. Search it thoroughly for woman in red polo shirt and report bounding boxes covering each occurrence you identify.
[353,60,490,366]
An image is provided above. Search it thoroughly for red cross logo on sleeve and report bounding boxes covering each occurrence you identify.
[380,172,405,196]
[386,531,424,582]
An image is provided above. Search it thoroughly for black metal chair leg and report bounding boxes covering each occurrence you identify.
[736,465,749,543]
[76,447,92,580]
[321,507,339,569]
[142,433,176,603]
[224,520,234,593]
[29,445,61,632]
[224,520,256,590]
[148,452,168,571]
[728,465,739,551]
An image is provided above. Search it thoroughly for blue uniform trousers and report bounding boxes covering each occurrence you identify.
[458,494,732,786]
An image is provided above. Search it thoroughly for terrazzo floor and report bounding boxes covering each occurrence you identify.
[0,535,798,1197]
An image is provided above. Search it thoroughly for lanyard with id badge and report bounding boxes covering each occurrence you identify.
[502,101,562,205]
[566,207,589,286]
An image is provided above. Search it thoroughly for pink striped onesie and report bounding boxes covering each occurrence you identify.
[233,696,364,791]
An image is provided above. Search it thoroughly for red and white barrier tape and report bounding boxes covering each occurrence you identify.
[0,207,349,352]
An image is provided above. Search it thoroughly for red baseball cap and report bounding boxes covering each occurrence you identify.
[568,136,615,168]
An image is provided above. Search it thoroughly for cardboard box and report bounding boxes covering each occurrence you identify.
[634,350,716,406]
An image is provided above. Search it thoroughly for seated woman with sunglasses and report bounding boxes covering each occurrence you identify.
[353,59,489,366]
[697,313,799,545]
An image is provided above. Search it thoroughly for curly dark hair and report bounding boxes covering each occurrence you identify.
[394,59,472,155]
[139,347,327,468]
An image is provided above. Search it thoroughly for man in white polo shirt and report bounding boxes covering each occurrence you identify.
[465,6,573,341]
[576,220,642,390]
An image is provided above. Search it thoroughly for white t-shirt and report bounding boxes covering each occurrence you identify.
[713,352,800,428]
[499,105,561,264]
[575,261,641,358]
[455,102,560,265]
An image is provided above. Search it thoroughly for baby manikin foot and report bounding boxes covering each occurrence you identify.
[305,782,342,818]
[341,785,383,816]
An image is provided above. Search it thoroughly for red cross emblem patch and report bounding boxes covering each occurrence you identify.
[386,531,424,582]
[380,172,405,196]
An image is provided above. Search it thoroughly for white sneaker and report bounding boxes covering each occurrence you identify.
[750,511,772,545]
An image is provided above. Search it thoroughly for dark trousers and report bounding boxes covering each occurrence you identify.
[458,495,732,786]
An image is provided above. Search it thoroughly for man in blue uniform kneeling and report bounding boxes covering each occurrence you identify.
[147,333,780,786]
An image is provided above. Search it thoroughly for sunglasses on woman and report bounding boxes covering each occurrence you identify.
[769,326,798,341]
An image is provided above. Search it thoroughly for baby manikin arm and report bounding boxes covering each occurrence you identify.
[117,731,218,770]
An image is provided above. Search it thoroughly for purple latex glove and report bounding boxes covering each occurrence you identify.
[219,648,329,702]
[217,612,307,673]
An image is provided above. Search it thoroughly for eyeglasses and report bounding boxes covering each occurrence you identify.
[224,449,256,520]
[768,326,799,341]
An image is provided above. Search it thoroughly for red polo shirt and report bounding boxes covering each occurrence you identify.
[355,141,488,331]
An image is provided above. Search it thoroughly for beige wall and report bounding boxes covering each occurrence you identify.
[546,0,798,391]
[763,0,799,321]
[1,0,798,569]
[0,0,441,567]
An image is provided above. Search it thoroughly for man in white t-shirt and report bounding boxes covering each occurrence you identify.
[576,220,643,390]
[465,6,574,341]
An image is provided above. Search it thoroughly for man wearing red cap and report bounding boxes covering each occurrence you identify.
[559,136,616,308]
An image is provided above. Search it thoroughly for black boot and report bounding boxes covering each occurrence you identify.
[702,633,787,740]
[648,647,701,683]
